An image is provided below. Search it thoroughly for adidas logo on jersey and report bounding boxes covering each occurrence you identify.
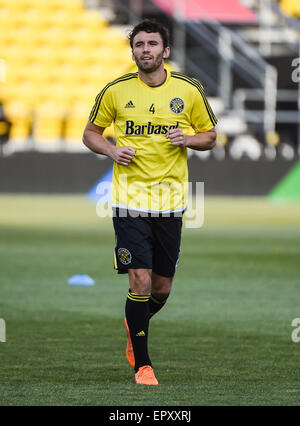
[125,100,135,108]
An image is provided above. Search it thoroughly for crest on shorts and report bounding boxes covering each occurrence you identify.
[170,97,185,114]
[118,248,132,265]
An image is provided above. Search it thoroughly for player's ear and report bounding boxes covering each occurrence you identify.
[163,46,170,59]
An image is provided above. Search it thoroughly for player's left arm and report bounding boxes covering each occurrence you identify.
[166,127,216,151]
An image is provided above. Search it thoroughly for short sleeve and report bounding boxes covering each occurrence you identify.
[89,85,115,127]
[190,81,218,133]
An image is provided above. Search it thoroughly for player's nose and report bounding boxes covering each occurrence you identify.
[143,44,151,52]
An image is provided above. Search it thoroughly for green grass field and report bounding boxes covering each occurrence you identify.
[0,195,300,406]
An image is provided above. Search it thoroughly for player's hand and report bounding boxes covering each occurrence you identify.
[166,128,186,147]
[111,146,136,166]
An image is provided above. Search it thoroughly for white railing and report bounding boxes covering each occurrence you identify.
[185,20,278,135]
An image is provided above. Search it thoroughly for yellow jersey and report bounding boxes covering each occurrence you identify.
[89,69,217,214]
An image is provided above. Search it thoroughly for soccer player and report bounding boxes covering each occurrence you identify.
[83,19,217,385]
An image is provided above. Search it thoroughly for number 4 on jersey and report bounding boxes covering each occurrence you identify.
[149,104,155,114]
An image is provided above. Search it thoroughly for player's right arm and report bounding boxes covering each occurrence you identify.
[83,121,136,166]
[84,84,135,165]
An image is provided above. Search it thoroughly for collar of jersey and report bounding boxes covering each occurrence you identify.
[137,68,171,90]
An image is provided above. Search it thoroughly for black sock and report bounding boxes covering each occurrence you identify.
[125,291,151,372]
[149,293,168,319]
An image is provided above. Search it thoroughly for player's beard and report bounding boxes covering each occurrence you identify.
[135,50,165,73]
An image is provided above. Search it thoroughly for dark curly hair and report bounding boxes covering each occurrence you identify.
[128,19,170,49]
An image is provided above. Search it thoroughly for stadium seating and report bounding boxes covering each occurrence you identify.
[279,0,300,18]
[0,0,132,147]
[3,101,31,141]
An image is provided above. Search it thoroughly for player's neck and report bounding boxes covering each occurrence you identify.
[138,66,167,87]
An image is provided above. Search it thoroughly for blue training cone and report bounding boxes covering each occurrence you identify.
[67,274,95,286]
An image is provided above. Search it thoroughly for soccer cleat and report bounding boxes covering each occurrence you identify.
[124,317,135,368]
[134,365,159,385]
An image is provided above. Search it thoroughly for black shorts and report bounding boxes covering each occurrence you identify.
[113,212,182,278]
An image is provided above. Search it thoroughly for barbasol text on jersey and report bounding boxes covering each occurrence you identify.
[125,121,179,136]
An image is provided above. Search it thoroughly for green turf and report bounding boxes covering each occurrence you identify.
[0,195,300,406]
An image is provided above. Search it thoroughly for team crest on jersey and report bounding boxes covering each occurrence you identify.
[118,248,132,265]
[170,97,185,114]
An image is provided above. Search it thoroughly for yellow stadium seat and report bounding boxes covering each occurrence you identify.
[59,46,85,66]
[72,82,100,104]
[0,81,16,104]
[280,0,300,17]
[3,64,25,86]
[2,45,36,68]
[15,26,42,49]
[92,46,114,65]
[37,28,68,49]
[70,27,103,48]
[64,101,115,144]
[38,29,63,49]
[64,102,90,142]
[4,81,52,108]
[0,0,12,6]
[59,64,80,84]
[0,0,28,12]
[62,0,84,11]
[35,45,62,67]
[80,64,114,85]
[80,9,108,30]
[0,26,19,46]
[44,9,82,31]
[25,0,61,13]
[21,7,42,24]
[103,125,115,139]
[0,8,24,35]
[28,0,84,12]
[21,64,53,86]
[18,82,40,107]
[4,100,32,141]
[33,101,65,141]
[0,0,140,146]
[91,45,131,71]
[0,45,19,62]
[34,81,75,108]
[104,27,129,48]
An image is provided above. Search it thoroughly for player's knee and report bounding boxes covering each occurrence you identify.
[151,290,170,303]
[152,274,173,297]
[129,269,151,294]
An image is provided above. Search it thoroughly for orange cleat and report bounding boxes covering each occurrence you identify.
[124,317,135,368]
[134,365,159,385]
